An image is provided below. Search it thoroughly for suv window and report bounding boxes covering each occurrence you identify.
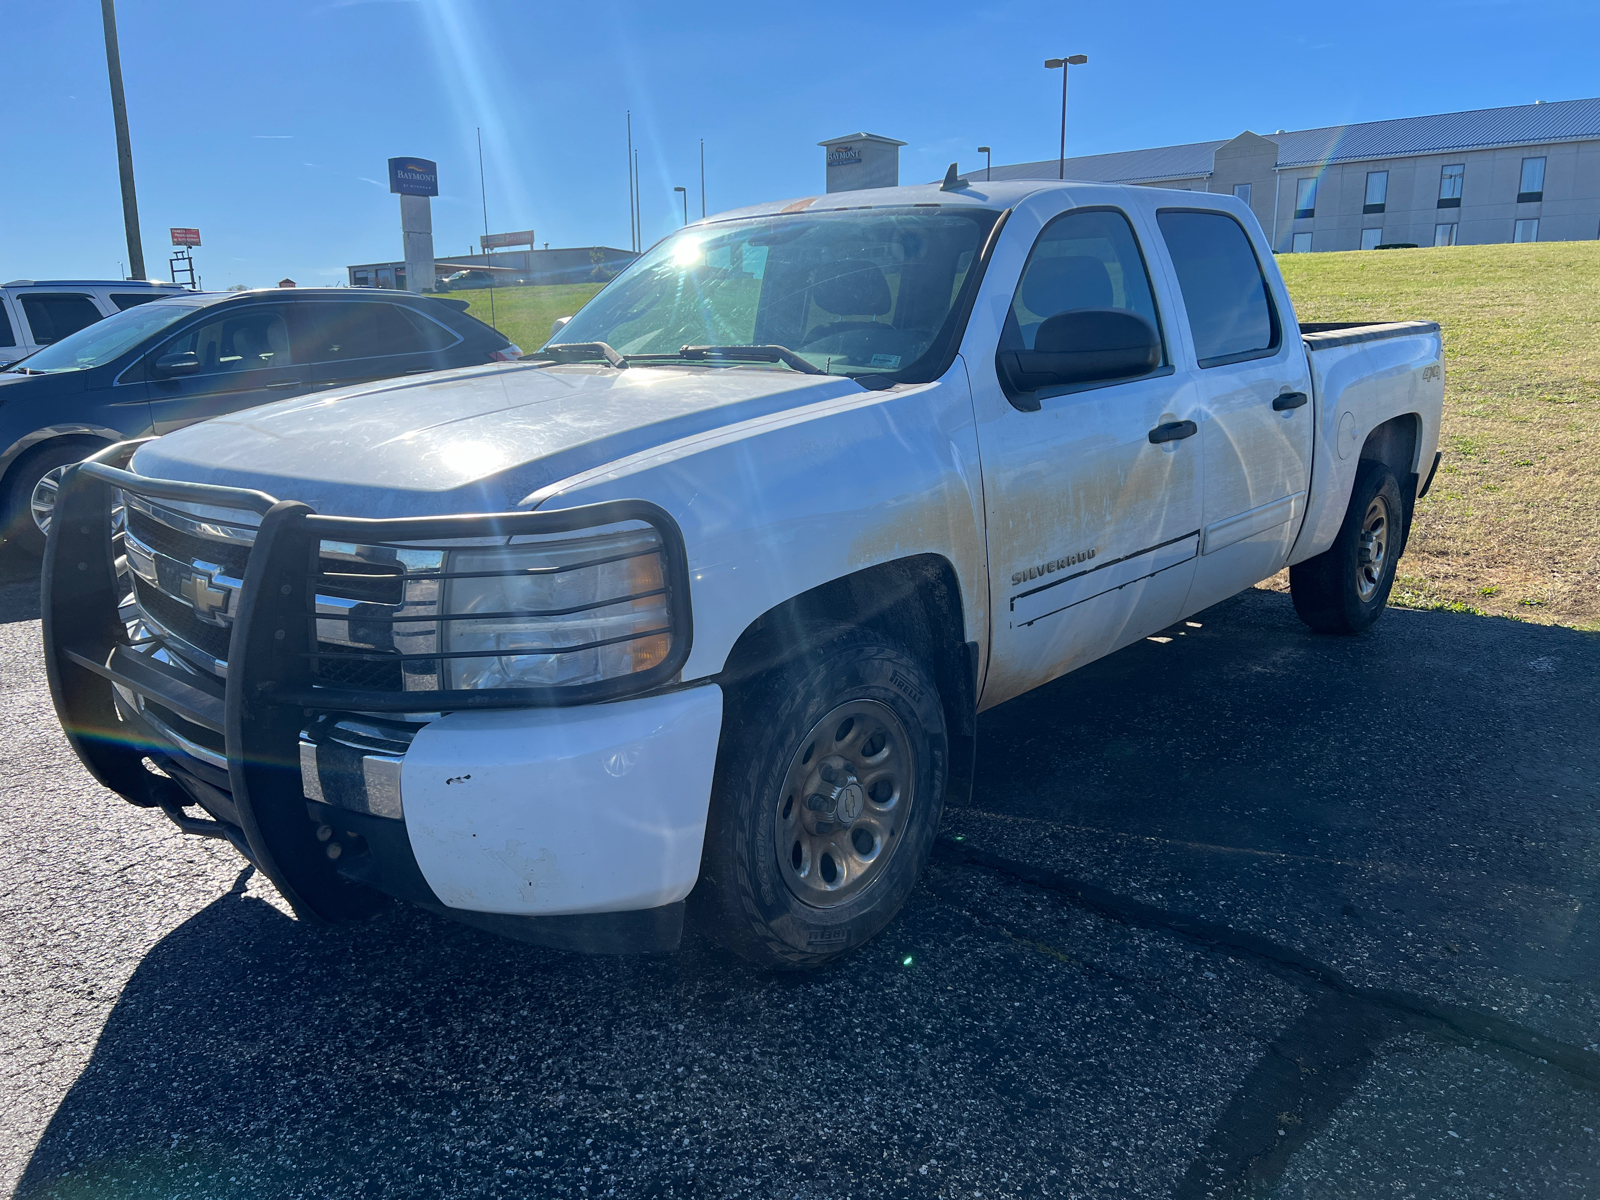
[0,302,14,348]
[291,301,433,363]
[111,292,163,312]
[19,293,104,345]
[1155,210,1280,367]
[1000,207,1164,358]
[157,306,293,376]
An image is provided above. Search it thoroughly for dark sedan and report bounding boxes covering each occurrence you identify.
[0,288,518,553]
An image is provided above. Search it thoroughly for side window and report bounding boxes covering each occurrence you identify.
[290,302,431,363]
[19,293,104,345]
[0,300,14,348]
[157,306,293,376]
[1001,207,1164,357]
[1156,210,1280,368]
[111,292,161,311]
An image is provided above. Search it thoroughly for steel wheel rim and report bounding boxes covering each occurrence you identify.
[30,465,72,536]
[774,698,915,909]
[1355,494,1390,602]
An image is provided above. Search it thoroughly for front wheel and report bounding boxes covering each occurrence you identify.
[693,627,948,969]
[3,441,103,556]
[1290,459,1405,634]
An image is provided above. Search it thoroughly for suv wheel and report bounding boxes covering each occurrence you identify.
[694,626,947,969]
[4,441,102,556]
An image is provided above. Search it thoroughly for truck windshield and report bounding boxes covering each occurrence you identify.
[550,206,1001,382]
[6,299,199,374]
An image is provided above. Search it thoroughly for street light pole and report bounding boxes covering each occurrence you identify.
[978,146,992,182]
[100,0,145,279]
[700,138,706,218]
[1044,54,1088,181]
[674,186,688,227]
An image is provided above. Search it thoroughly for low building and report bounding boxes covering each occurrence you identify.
[960,97,1600,251]
[348,245,636,290]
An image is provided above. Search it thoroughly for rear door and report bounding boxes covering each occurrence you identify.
[972,201,1205,709]
[1152,208,1314,613]
[145,302,307,434]
[291,299,459,389]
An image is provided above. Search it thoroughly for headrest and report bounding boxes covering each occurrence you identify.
[810,260,892,316]
[1020,254,1113,317]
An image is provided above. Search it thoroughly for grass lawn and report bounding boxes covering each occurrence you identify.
[437,282,606,356]
[443,247,1599,630]
[1277,241,1599,630]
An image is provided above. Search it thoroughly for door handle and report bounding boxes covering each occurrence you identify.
[1272,391,1308,411]
[266,380,305,389]
[1148,419,1198,445]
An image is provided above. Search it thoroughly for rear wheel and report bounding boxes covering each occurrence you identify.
[693,627,947,969]
[1290,459,1405,634]
[3,441,103,556]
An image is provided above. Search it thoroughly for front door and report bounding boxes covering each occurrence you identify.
[145,303,307,434]
[1152,209,1314,613]
[974,204,1205,709]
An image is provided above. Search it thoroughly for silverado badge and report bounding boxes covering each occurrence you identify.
[1013,548,1096,587]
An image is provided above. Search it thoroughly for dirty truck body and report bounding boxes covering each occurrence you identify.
[44,179,1444,967]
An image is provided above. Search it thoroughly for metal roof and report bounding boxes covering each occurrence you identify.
[970,140,1226,186]
[818,131,908,147]
[1272,97,1600,166]
[964,97,1600,183]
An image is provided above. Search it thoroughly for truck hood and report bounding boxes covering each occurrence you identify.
[130,361,866,517]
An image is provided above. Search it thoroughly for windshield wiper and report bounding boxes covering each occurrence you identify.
[629,345,825,376]
[4,366,43,375]
[527,341,628,369]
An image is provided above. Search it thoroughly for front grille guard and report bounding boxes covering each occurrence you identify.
[42,440,695,923]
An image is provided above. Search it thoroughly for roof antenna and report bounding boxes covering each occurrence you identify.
[940,162,969,191]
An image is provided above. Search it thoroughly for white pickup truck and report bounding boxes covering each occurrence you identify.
[45,176,1443,967]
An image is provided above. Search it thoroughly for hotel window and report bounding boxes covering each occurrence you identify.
[1514,218,1539,243]
[1438,164,1464,207]
[1434,223,1458,247]
[1291,232,1313,253]
[1518,157,1546,203]
[1294,178,1317,219]
[1361,228,1384,251]
[1364,171,1388,214]
[1233,183,1252,206]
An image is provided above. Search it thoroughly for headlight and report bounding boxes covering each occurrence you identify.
[441,527,672,690]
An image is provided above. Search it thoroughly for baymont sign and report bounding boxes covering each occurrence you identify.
[388,157,439,197]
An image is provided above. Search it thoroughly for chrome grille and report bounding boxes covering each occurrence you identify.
[123,494,434,693]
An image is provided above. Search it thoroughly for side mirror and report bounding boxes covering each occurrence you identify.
[550,315,572,340]
[152,350,200,379]
[996,308,1161,410]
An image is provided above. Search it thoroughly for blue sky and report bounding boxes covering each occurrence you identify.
[5,0,1597,289]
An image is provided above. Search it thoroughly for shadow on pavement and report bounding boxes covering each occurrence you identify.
[0,544,41,625]
[16,590,1600,1197]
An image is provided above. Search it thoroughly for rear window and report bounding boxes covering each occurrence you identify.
[19,293,104,345]
[1155,210,1280,367]
[111,292,163,311]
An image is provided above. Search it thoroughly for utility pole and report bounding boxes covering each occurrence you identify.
[100,0,145,279]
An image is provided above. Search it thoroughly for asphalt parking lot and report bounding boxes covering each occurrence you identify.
[2,541,1597,1200]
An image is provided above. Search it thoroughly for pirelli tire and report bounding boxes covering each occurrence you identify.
[693,625,948,970]
[1290,459,1406,635]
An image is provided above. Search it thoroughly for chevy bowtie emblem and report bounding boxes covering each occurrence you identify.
[179,563,230,621]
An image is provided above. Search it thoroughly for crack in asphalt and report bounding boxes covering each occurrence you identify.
[932,836,1600,1199]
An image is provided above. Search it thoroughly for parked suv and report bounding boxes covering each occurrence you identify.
[0,279,191,367]
[1,287,518,552]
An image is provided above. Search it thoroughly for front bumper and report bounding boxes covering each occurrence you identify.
[43,445,713,953]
